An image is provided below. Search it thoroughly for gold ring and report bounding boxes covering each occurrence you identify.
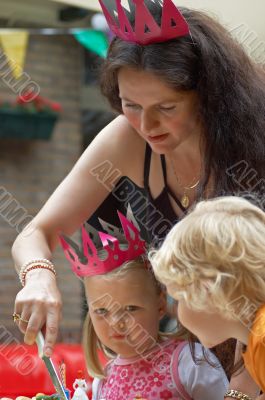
[12,312,29,324]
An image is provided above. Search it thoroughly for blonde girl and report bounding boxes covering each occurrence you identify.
[82,256,228,400]
[150,196,265,399]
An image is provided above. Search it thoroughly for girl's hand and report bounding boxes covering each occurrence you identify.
[14,269,62,357]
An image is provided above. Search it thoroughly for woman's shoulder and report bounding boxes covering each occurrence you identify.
[89,115,146,179]
[94,115,144,152]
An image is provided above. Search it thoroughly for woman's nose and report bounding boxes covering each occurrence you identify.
[140,110,160,135]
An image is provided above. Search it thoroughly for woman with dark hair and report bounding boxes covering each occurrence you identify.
[12,1,264,398]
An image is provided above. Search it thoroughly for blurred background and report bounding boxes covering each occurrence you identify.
[0,0,264,342]
[0,0,263,397]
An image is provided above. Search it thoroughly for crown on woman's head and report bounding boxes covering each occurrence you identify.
[60,210,146,278]
[99,0,189,45]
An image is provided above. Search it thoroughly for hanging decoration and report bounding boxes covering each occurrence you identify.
[0,22,111,59]
[0,31,29,79]
[0,11,111,66]
[74,29,109,58]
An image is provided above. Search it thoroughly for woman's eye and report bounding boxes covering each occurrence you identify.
[94,308,108,315]
[159,106,176,111]
[124,103,140,109]
[125,305,139,312]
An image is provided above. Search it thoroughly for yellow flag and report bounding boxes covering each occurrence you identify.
[0,31,29,79]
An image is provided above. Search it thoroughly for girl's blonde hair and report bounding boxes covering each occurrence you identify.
[82,257,187,378]
[150,197,265,319]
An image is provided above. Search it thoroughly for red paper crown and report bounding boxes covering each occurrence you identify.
[99,0,189,45]
[60,211,146,278]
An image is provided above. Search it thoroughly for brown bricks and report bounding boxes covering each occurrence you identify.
[0,34,83,342]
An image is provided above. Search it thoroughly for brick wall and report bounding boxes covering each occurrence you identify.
[0,34,84,342]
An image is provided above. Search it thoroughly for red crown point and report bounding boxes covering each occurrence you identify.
[99,0,189,45]
[60,210,146,278]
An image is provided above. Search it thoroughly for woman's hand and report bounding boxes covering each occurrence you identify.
[14,269,62,357]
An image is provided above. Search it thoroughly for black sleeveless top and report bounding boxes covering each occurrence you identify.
[88,144,186,246]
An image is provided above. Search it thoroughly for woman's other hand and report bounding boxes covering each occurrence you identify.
[14,269,62,357]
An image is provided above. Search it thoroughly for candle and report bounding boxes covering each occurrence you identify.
[59,359,66,388]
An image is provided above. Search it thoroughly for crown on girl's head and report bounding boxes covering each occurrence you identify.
[60,210,146,278]
[99,0,189,45]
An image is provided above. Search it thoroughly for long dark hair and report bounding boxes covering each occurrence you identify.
[100,5,265,205]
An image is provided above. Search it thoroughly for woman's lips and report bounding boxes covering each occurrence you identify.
[147,133,169,143]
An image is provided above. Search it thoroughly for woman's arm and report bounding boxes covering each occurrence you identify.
[225,341,260,400]
[225,368,260,399]
[12,115,144,356]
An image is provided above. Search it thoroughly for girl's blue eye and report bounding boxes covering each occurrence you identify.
[125,305,139,312]
[94,308,108,315]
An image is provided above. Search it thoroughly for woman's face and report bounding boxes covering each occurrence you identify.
[118,67,202,154]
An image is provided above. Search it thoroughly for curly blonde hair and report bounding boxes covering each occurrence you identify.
[150,197,265,319]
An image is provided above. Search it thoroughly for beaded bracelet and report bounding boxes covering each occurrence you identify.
[20,264,56,287]
[21,258,54,271]
[224,390,253,400]
[19,259,56,287]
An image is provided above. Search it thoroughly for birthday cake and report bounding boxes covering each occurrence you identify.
[12,394,60,400]
[2,396,58,400]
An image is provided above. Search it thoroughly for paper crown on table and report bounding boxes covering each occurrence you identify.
[98,0,190,45]
[59,208,146,278]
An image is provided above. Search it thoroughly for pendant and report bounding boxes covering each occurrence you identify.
[181,194,190,208]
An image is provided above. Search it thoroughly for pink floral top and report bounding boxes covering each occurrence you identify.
[92,339,228,400]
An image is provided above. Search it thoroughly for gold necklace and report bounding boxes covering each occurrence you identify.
[170,157,200,208]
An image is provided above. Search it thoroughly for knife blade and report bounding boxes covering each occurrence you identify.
[36,332,68,400]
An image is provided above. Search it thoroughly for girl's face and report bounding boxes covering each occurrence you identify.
[85,268,166,358]
[118,67,202,155]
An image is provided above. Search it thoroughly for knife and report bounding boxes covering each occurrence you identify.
[36,332,68,400]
